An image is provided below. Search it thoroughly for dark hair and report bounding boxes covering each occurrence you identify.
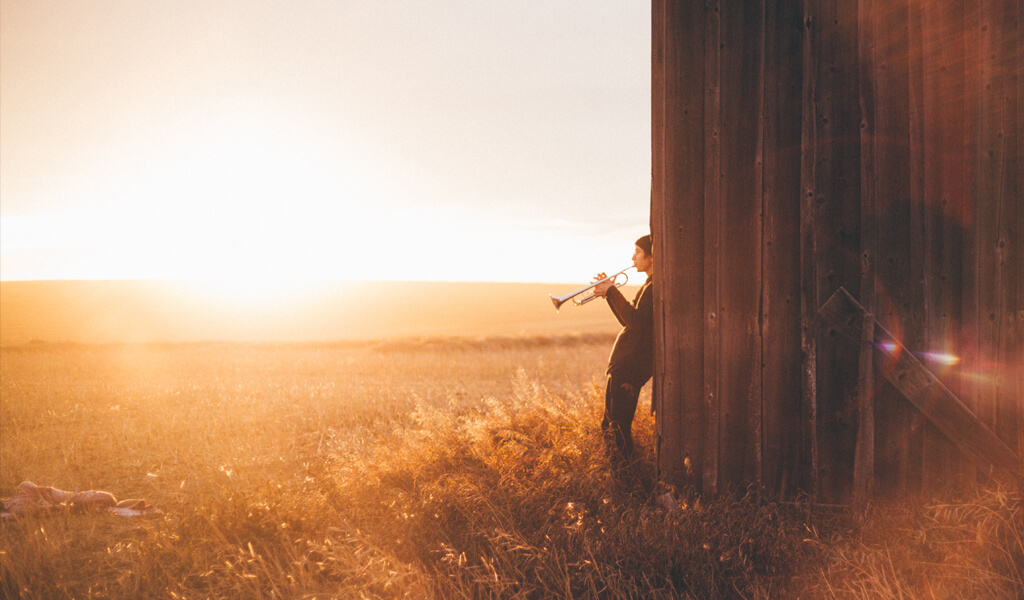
[635,234,653,256]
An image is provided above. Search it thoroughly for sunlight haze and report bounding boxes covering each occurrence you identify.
[1,1,651,287]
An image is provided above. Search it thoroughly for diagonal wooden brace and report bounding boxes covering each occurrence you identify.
[818,287,1023,485]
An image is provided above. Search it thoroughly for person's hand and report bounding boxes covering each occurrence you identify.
[592,272,614,298]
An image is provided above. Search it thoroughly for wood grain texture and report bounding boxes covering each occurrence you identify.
[652,0,1021,500]
[819,287,1022,483]
[702,0,722,496]
[717,0,765,490]
[761,0,805,498]
[651,0,707,492]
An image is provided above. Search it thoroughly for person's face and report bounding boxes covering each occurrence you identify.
[632,245,653,274]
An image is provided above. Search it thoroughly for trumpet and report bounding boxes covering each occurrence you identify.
[549,267,633,311]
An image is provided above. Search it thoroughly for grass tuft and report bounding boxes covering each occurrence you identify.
[327,369,814,599]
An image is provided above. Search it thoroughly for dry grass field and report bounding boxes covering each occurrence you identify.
[0,280,627,345]
[2,338,1022,599]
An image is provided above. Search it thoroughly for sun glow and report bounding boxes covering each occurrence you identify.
[2,110,644,296]
[4,113,406,290]
[177,275,328,310]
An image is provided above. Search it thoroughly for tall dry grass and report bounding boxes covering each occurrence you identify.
[797,487,1024,599]
[1,340,1021,599]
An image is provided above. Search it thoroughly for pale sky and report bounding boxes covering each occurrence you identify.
[1,1,651,287]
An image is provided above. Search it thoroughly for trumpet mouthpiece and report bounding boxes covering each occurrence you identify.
[549,294,564,311]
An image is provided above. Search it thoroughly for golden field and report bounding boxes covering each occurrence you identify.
[1,282,1022,599]
[0,280,627,345]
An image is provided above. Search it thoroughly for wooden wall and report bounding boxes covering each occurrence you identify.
[651,0,1022,501]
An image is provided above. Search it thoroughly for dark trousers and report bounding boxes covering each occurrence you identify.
[602,375,645,460]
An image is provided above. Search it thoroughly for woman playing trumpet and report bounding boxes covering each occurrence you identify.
[591,234,654,462]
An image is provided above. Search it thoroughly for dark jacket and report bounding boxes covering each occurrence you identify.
[605,276,654,384]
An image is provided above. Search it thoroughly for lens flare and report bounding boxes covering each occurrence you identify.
[874,342,960,366]
[919,352,961,366]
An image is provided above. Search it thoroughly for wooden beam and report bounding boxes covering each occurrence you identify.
[818,287,1023,484]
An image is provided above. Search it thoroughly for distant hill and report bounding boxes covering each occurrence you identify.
[0,280,631,345]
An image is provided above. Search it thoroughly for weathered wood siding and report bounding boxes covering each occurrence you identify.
[652,0,1023,500]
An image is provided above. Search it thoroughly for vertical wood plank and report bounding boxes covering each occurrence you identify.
[856,0,876,320]
[799,0,821,498]
[855,0,877,504]
[814,0,864,504]
[898,0,929,499]
[703,0,722,497]
[960,0,982,485]
[973,0,1020,471]
[651,0,708,493]
[976,0,1002,439]
[1015,0,1024,461]
[923,0,971,493]
[853,313,876,506]
[717,0,765,490]
[992,0,1022,455]
[868,0,925,499]
[750,0,766,489]
[761,0,805,499]
[651,0,668,482]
